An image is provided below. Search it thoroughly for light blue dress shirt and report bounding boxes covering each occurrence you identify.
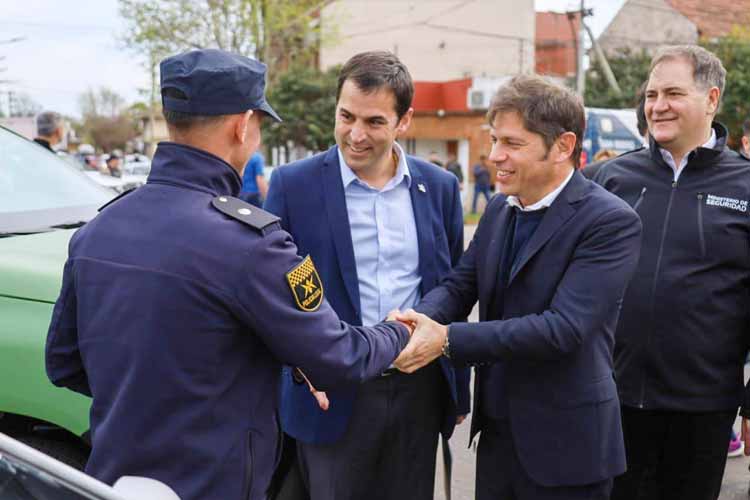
[337,144,421,327]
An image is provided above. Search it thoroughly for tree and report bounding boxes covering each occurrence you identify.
[702,28,750,146]
[8,91,41,117]
[118,0,337,85]
[262,64,338,153]
[584,48,651,108]
[76,87,139,152]
[79,87,127,119]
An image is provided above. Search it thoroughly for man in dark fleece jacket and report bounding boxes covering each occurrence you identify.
[595,45,750,500]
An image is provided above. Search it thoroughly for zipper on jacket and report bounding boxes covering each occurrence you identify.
[632,187,647,212]
[640,180,678,408]
[697,192,706,258]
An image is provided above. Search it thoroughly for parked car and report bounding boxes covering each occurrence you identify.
[0,125,113,468]
[581,107,645,166]
[57,152,147,194]
[0,432,179,500]
[123,154,151,176]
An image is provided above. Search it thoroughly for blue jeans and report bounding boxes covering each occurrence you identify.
[472,185,491,213]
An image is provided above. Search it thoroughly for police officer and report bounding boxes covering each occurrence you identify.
[45,49,411,500]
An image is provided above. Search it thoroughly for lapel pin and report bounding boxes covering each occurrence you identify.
[418,183,426,193]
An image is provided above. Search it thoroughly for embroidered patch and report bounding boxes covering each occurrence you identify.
[286,255,324,312]
[705,194,748,213]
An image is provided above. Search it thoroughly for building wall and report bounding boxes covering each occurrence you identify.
[320,0,535,80]
[598,0,697,55]
[403,112,490,176]
[536,11,579,79]
[0,117,36,139]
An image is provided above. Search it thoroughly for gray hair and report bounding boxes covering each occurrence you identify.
[36,111,63,137]
[650,45,726,99]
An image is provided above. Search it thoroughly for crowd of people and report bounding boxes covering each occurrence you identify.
[42,42,750,500]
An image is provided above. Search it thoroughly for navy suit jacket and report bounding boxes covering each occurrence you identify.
[265,146,470,445]
[415,171,642,487]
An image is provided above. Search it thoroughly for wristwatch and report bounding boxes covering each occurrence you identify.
[441,326,451,359]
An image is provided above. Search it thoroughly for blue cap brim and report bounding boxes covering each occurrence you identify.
[258,101,282,123]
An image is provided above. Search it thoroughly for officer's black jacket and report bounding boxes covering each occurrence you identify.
[594,122,750,415]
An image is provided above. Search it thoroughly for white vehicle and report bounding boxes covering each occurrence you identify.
[82,171,147,194]
[0,432,180,500]
[123,154,151,176]
[56,152,147,194]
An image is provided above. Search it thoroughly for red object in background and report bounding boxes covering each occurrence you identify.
[579,150,588,169]
[412,79,473,113]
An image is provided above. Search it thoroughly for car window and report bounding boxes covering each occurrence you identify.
[0,128,111,214]
[0,453,99,500]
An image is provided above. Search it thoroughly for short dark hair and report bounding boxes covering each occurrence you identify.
[487,75,585,166]
[742,119,750,138]
[161,87,228,130]
[336,51,414,120]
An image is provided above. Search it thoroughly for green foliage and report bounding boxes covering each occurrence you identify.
[118,0,337,85]
[263,65,339,152]
[702,28,750,146]
[584,48,651,108]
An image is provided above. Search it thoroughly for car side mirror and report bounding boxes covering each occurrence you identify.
[113,476,181,500]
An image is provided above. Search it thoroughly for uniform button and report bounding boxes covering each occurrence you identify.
[238,208,252,215]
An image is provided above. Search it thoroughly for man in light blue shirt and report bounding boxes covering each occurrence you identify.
[265,51,468,500]
[337,144,421,326]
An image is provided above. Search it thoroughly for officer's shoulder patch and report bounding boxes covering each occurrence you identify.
[211,196,280,235]
[98,187,136,212]
[286,255,324,312]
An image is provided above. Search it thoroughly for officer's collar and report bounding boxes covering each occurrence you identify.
[147,142,243,196]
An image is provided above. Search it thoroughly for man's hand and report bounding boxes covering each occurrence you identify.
[387,309,415,335]
[456,414,467,425]
[295,368,330,411]
[741,417,750,456]
[393,309,448,373]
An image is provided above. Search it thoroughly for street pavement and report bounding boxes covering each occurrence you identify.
[433,223,750,500]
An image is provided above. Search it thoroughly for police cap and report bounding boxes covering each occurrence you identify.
[160,48,281,122]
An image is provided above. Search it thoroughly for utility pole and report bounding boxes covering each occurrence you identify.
[573,1,593,96]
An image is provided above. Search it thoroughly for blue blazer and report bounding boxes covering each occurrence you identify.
[415,172,642,487]
[265,146,470,445]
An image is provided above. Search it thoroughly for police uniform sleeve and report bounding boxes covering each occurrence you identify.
[234,229,410,391]
[45,258,91,397]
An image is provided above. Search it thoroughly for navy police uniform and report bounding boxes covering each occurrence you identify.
[45,49,410,500]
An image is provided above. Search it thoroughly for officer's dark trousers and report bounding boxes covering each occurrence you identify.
[297,362,444,500]
[611,406,736,500]
[477,418,613,500]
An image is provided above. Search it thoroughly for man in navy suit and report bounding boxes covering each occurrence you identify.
[265,51,469,500]
[394,75,643,500]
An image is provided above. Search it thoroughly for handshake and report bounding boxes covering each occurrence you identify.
[300,310,449,411]
[388,309,449,373]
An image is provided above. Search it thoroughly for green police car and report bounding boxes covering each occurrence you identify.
[0,126,114,468]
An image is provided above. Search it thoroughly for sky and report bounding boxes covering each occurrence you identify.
[0,0,626,118]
